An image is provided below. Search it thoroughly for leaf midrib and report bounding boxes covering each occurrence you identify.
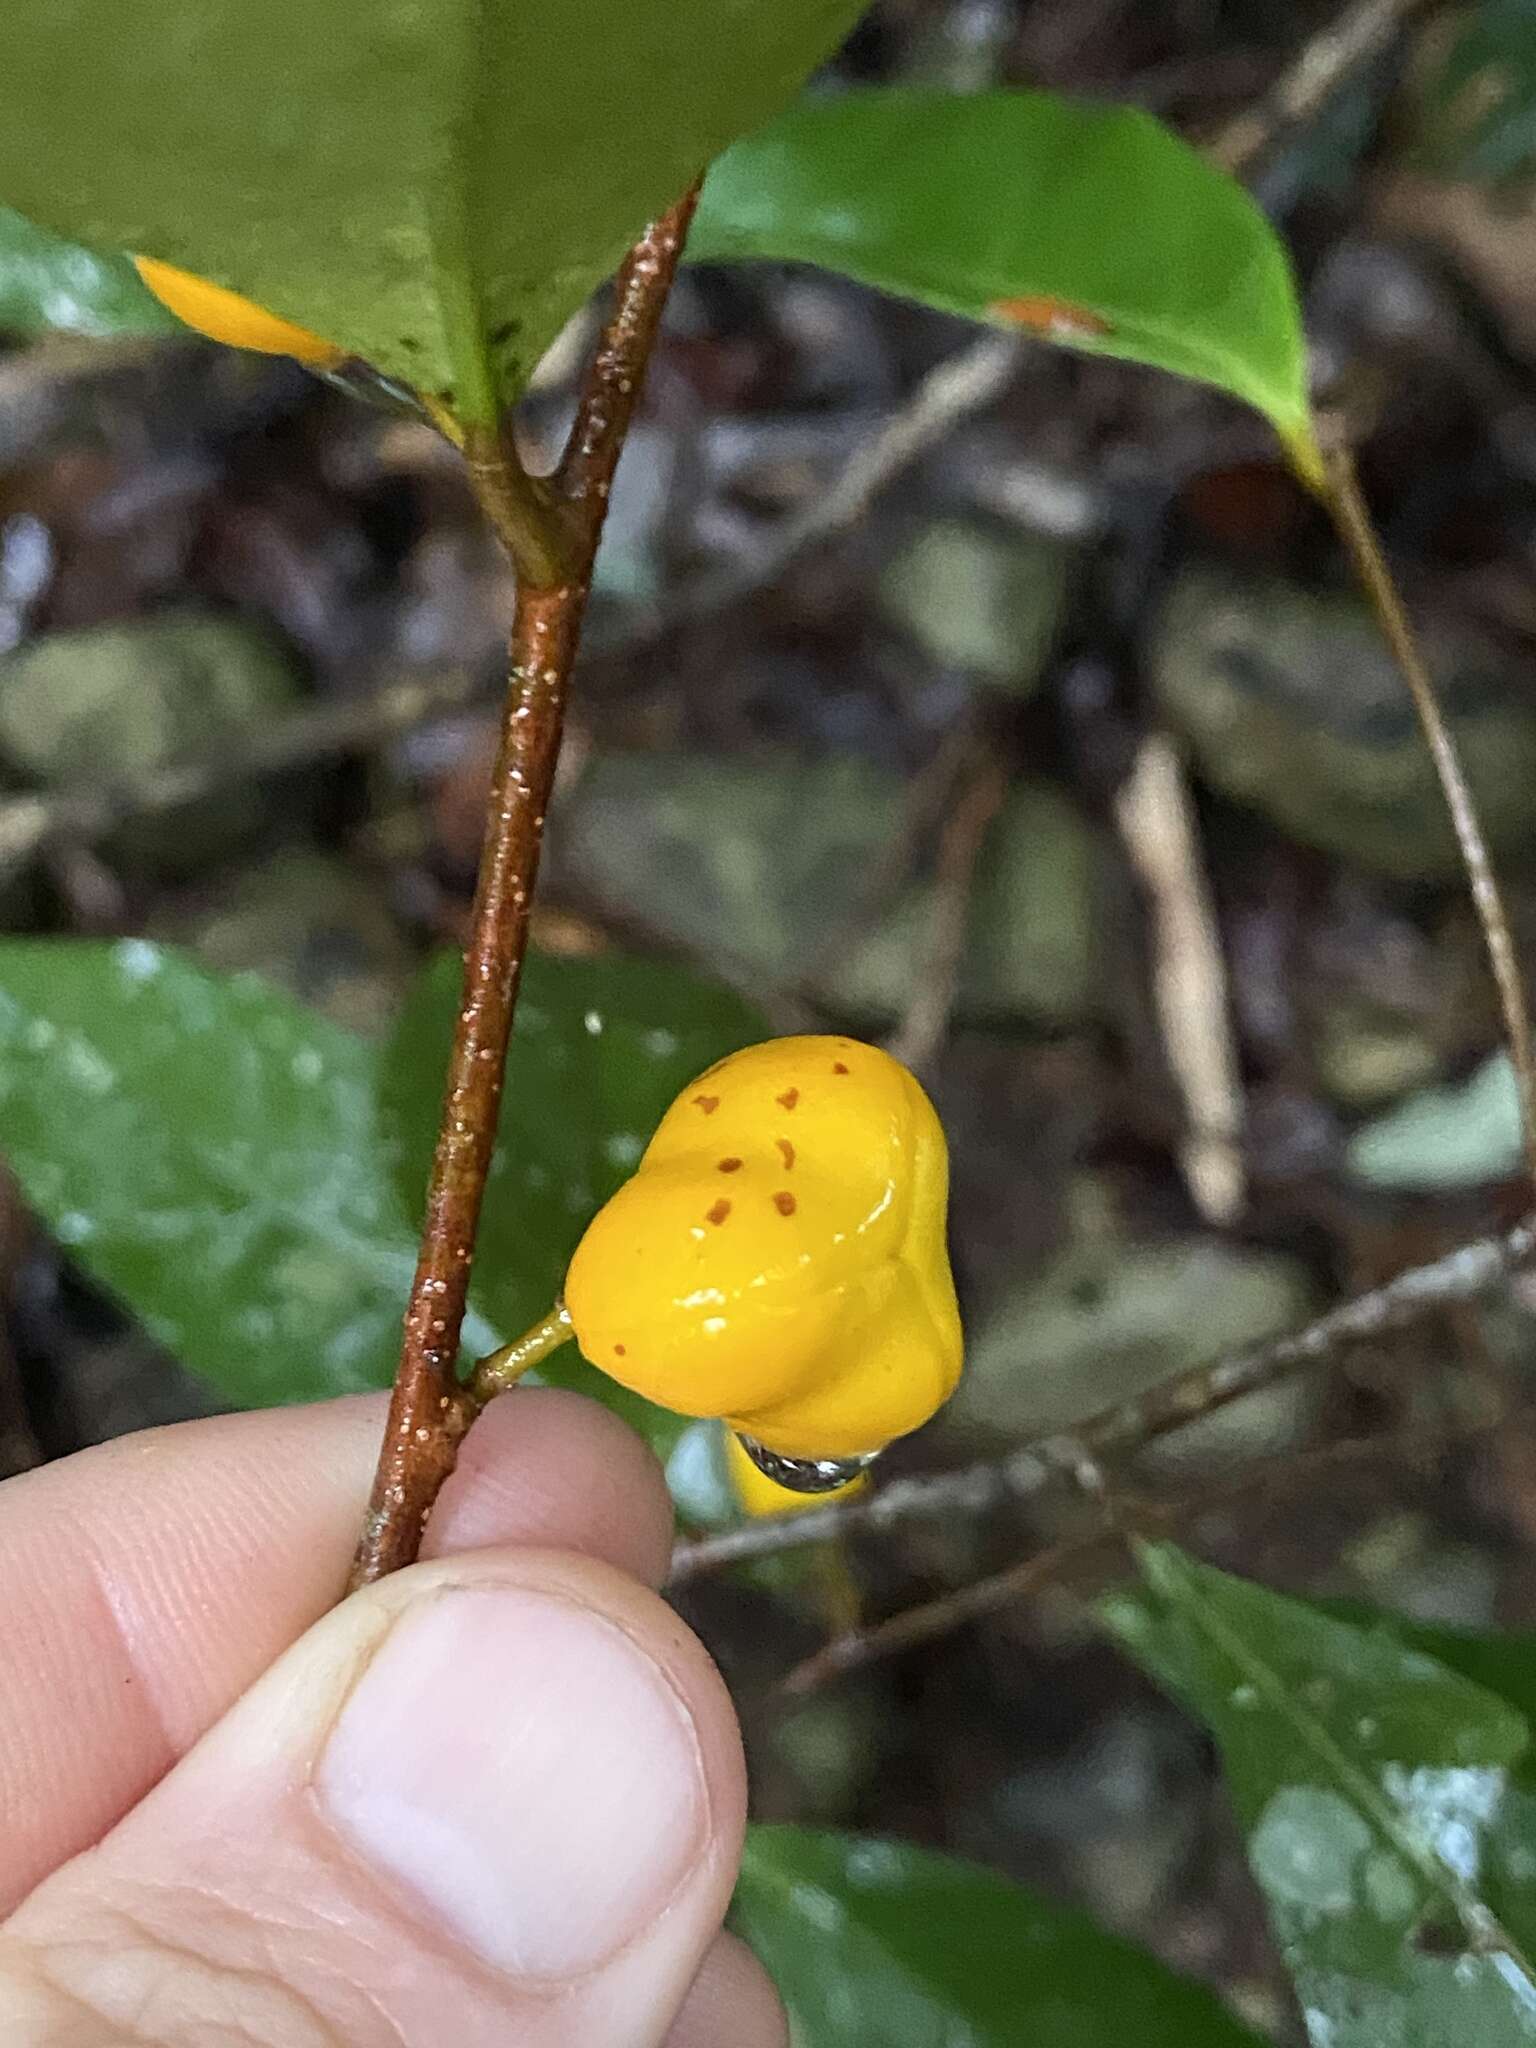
[1152,1549,1536,1989]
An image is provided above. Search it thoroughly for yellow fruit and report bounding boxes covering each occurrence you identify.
[724,1430,868,1517]
[563,1035,963,1461]
[133,257,344,366]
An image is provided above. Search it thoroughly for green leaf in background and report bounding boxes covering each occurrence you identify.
[0,938,763,1460]
[1348,1050,1523,1190]
[1426,0,1536,185]
[1105,1544,1536,2048]
[1321,1604,1536,1956]
[692,88,1321,481]
[735,1823,1267,2047]
[1360,1611,1536,1733]
[0,941,469,1407]
[0,0,867,416]
[0,206,176,341]
[381,948,768,1457]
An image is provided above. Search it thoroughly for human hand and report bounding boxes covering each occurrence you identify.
[0,1390,785,2046]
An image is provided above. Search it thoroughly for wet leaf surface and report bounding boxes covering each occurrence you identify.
[0,941,431,1406]
[0,205,174,340]
[0,939,763,1458]
[1106,1545,1536,2047]
[734,1822,1268,2047]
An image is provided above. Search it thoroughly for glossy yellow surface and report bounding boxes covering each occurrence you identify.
[133,257,344,366]
[564,1035,963,1460]
[724,1431,868,1517]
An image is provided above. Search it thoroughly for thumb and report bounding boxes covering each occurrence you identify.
[1,1547,751,2048]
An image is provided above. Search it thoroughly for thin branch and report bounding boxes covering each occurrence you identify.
[884,748,1006,1074]
[1322,445,1536,1192]
[1210,0,1436,176]
[0,665,494,880]
[1113,733,1245,1226]
[592,330,1024,658]
[792,719,976,995]
[778,1429,1444,1694]
[350,185,702,1587]
[781,1534,1113,1696]
[668,1212,1536,1579]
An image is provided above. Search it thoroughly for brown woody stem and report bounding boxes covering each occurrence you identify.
[350,183,702,1589]
[1321,445,1536,1192]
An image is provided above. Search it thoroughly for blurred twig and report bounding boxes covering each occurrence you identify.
[884,747,1007,1075]
[0,666,492,880]
[1113,733,1244,1226]
[1210,0,1438,175]
[1322,444,1536,1191]
[670,1213,1536,1578]
[793,720,976,994]
[777,1429,1439,1694]
[590,332,1025,658]
[782,1534,1112,1696]
[0,333,181,466]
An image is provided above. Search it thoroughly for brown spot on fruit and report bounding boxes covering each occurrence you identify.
[773,1191,797,1216]
[776,1138,795,1170]
[776,1087,800,1110]
[693,1094,720,1115]
[990,295,1111,340]
[706,1198,732,1226]
[613,1343,627,1356]
[717,1156,743,1173]
[831,1061,849,1075]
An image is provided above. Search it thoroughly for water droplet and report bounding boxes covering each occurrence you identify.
[112,938,162,985]
[1251,1788,1371,1915]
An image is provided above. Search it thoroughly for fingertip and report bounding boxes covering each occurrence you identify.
[422,1387,675,1585]
[664,1929,790,2048]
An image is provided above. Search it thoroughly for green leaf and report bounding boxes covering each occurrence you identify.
[0,0,867,414]
[1425,0,1536,185]
[735,1823,1267,2047]
[0,206,175,340]
[1319,1606,1536,1958]
[693,88,1320,479]
[1358,1612,1536,1735]
[1348,1051,1523,1191]
[0,941,490,1408]
[381,947,768,1457]
[0,937,767,1460]
[1105,1545,1536,2048]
